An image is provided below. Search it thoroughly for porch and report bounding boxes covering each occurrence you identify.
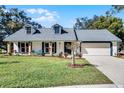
[7,41,80,56]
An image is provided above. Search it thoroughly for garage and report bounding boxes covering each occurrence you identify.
[76,29,121,56]
[81,42,111,56]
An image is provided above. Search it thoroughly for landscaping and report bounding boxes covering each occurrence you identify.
[0,55,112,88]
[116,54,124,59]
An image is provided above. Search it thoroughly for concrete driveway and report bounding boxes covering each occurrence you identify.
[84,56,124,88]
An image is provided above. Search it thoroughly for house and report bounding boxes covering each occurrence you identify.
[4,24,121,56]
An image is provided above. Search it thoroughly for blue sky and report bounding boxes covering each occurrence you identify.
[6,5,124,27]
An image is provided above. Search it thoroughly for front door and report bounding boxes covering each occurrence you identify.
[64,42,71,54]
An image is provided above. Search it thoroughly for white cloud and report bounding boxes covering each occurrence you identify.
[33,15,55,22]
[25,9,37,14]
[25,8,59,16]
[25,8,46,14]
[32,15,57,27]
[25,8,60,27]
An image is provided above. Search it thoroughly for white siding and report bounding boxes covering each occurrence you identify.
[81,43,110,56]
[32,42,42,51]
[112,42,118,56]
[56,41,64,54]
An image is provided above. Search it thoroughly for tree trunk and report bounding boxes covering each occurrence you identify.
[71,48,75,65]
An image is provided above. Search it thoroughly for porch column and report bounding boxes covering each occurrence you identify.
[49,42,52,56]
[61,41,64,54]
[13,42,19,55]
[7,42,11,54]
[28,42,31,55]
[57,42,61,55]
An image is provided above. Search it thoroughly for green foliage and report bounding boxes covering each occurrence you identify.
[0,5,31,34]
[74,5,124,42]
[112,5,124,13]
[0,49,1,53]
[0,5,43,34]
[75,15,124,41]
[0,5,42,49]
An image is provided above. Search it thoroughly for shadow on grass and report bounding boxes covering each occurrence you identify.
[83,63,98,67]
[68,63,98,68]
[0,61,20,65]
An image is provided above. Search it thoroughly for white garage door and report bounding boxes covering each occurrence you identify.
[81,43,110,56]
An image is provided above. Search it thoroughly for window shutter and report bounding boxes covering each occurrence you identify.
[42,42,44,53]
[55,42,56,53]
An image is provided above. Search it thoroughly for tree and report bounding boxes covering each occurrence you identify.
[66,41,80,65]
[0,6,32,34]
[29,21,42,29]
[75,12,124,42]
[112,5,124,13]
[0,5,43,49]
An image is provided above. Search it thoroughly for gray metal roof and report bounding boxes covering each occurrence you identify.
[4,28,76,42]
[76,29,121,42]
[4,28,121,42]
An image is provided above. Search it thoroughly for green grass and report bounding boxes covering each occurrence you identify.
[0,55,112,88]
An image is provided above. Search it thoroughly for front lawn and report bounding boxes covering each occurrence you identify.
[0,55,112,87]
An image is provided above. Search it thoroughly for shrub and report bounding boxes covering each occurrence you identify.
[8,52,12,56]
[64,53,68,58]
[59,52,63,57]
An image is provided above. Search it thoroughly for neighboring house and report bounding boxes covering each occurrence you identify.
[4,24,121,56]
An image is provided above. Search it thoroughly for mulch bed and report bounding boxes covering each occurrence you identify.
[68,63,94,68]
[68,63,84,68]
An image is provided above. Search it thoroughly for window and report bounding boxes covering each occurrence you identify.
[26,43,29,52]
[45,43,49,53]
[44,42,56,54]
[25,27,31,34]
[52,42,56,53]
[18,42,30,53]
[54,27,60,34]
[21,43,25,53]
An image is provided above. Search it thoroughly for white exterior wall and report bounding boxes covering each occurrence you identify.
[81,43,110,56]
[13,42,18,55]
[32,42,42,51]
[112,42,118,56]
[56,41,64,55]
[32,41,65,55]
[7,42,11,54]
